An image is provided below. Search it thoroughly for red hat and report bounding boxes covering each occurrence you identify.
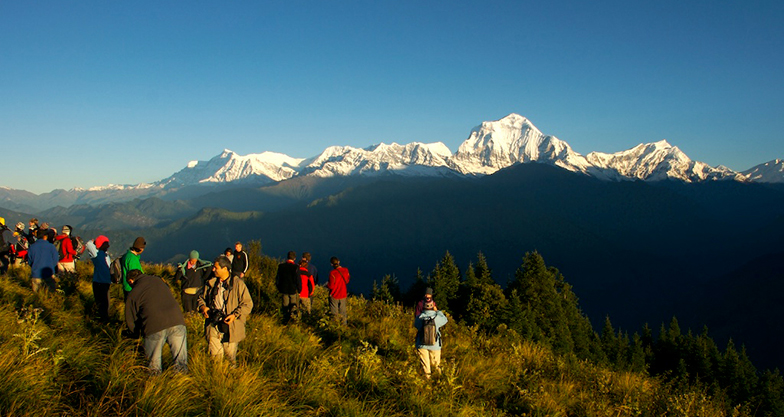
[95,235,109,248]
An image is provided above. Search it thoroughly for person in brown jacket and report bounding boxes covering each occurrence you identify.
[198,255,253,365]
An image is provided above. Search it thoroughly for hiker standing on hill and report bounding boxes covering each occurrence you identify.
[414,300,448,378]
[0,218,11,275]
[86,235,112,322]
[231,241,248,279]
[276,251,301,322]
[27,218,39,243]
[27,229,59,292]
[125,269,188,374]
[414,288,438,318]
[298,256,315,315]
[302,252,319,285]
[327,256,350,325]
[223,247,234,263]
[121,237,146,301]
[175,250,212,313]
[198,256,253,365]
[12,222,30,267]
[55,225,77,274]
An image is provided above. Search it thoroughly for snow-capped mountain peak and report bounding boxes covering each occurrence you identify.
[742,159,784,183]
[158,149,305,187]
[451,113,593,175]
[300,142,454,177]
[586,140,742,182]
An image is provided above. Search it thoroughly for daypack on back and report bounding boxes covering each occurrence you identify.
[110,257,123,284]
[72,236,85,259]
[421,316,438,346]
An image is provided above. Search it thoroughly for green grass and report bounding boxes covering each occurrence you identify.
[0,262,741,416]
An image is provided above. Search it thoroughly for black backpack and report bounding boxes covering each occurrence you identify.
[421,316,438,346]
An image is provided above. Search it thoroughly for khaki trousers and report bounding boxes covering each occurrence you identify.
[58,261,76,274]
[206,324,238,364]
[417,348,441,378]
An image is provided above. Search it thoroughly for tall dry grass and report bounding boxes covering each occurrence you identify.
[0,261,743,416]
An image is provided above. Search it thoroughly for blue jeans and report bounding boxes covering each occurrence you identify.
[144,324,188,374]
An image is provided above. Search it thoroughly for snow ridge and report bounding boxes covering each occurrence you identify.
[742,159,784,183]
[586,140,745,182]
[50,114,780,194]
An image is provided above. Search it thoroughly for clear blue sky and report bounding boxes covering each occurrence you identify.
[2,1,782,194]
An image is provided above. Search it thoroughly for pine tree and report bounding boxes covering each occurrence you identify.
[430,251,460,314]
[403,268,428,307]
[505,252,572,354]
[371,274,400,304]
[721,340,759,405]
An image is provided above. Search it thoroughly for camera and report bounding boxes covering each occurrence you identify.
[208,309,230,334]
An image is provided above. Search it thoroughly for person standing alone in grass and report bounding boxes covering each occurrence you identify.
[198,256,253,365]
[327,256,350,325]
[414,300,448,379]
[121,237,145,301]
[125,269,188,375]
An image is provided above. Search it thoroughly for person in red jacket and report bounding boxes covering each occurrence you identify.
[327,256,350,325]
[298,257,315,315]
[55,225,77,274]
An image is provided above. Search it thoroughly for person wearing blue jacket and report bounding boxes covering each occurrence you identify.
[27,229,60,292]
[414,300,448,378]
[86,235,112,322]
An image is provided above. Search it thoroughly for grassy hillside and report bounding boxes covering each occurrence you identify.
[0,260,762,416]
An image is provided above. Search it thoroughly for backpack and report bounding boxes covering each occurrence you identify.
[110,257,123,284]
[421,316,438,346]
[72,236,85,259]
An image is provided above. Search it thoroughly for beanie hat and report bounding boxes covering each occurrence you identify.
[132,237,146,250]
[94,235,109,248]
[189,250,199,260]
[425,287,433,295]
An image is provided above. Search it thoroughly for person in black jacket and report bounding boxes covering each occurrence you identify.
[174,250,213,313]
[275,251,301,322]
[125,269,188,374]
[231,241,249,279]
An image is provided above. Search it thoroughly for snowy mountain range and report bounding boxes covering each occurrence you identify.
[151,113,764,187]
[1,114,781,212]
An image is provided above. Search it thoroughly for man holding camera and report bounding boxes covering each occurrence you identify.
[198,256,253,365]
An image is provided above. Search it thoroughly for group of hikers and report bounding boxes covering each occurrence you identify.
[0,217,84,287]
[0,217,448,378]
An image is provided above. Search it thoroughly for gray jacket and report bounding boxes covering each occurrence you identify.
[198,275,254,343]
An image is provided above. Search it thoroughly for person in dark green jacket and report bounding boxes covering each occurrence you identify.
[121,237,146,300]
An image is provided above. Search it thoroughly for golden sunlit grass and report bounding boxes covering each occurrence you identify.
[0,262,739,417]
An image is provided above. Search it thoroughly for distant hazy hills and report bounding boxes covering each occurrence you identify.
[3,114,783,213]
